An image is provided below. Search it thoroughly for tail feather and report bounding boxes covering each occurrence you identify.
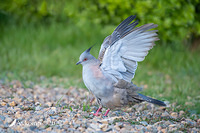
[138,93,166,106]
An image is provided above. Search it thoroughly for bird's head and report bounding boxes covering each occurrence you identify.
[76,45,95,65]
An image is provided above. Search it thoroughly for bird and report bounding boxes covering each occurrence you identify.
[76,15,166,116]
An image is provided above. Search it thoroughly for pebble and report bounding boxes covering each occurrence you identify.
[120,128,130,133]
[197,119,200,125]
[5,117,13,124]
[161,129,167,133]
[162,111,169,117]
[90,123,100,130]
[35,106,42,111]
[45,102,53,107]
[0,115,5,121]
[170,112,178,119]
[140,121,148,126]
[179,110,185,116]
[99,124,107,129]
[46,127,52,131]
[0,127,5,133]
[0,120,4,128]
[157,126,162,130]
[9,101,16,107]
[29,126,37,131]
[1,102,6,106]
[0,80,199,132]
[100,119,108,124]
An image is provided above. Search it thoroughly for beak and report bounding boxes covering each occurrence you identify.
[76,61,81,65]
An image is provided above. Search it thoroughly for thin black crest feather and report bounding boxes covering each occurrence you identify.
[86,44,95,53]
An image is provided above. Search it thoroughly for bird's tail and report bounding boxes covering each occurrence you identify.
[137,93,166,106]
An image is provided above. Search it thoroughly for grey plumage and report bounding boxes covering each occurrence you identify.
[77,15,166,115]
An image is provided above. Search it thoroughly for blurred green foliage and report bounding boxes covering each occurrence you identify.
[0,0,200,45]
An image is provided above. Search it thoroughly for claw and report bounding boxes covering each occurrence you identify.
[93,112,101,116]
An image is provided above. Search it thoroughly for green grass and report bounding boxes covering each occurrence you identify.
[0,22,200,114]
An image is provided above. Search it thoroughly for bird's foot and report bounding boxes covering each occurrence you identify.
[93,112,101,116]
[92,107,102,116]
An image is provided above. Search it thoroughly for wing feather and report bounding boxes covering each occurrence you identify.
[98,15,138,61]
[99,16,158,82]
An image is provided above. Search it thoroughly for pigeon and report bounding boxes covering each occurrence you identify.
[76,15,166,116]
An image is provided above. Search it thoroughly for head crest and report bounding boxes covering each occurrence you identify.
[86,44,95,53]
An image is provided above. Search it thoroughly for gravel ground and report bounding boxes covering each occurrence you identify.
[0,80,199,133]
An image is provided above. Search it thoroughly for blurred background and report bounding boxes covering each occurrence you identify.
[0,0,200,113]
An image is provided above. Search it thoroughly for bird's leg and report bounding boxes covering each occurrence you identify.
[89,97,95,106]
[104,109,110,116]
[93,107,102,116]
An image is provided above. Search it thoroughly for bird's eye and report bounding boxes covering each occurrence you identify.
[83,58,87,61]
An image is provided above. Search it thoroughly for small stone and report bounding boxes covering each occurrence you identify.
[99,124,107,129]
[0,120,4,128]
[135,125,144,130]
[46,127,52,131]
[35,106,41,111]
[63,120,69,125]
[105,128,112,132]
[124,124,133,130]
[169,127,177,132]
[159,106,166,110]
[78,127,85,132]
[161,129,167,133]
[4,123,9,128]
[100,119,109,124]
[29,126,37,131]
[146,125,153,130]
[86,127,95,132]
[90,123,100,130]
[63,125,70,129]
[162,111,169,117]
[185,119,195,126]
[114,125,121,130]
[9,119,16,127]
[35,102,40,106]
[120,128,129,133]
[72,123,79,129]
[136,117,141,121]
[1,102,6,106]
[140,121,148,126]
[185,102,194,106]
[169,124,176,128]
[5,117,13,124]
[0,127,4,133]
[197,119,200,125]
[157,126,162,131]
[12,80,22,88]
[9,101,16,107]
[7,128,15,133]
[45,102,53,107]
[170,112,178,119]
[0,115,5,121]
[116,122,123,128]
[75,120,82,125]
[51,107,56,110]
[179,110,185,116]
[15,111,21,119]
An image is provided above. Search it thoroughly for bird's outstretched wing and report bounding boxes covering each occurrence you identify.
[98,15,138,62]
[99,15,158,82]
